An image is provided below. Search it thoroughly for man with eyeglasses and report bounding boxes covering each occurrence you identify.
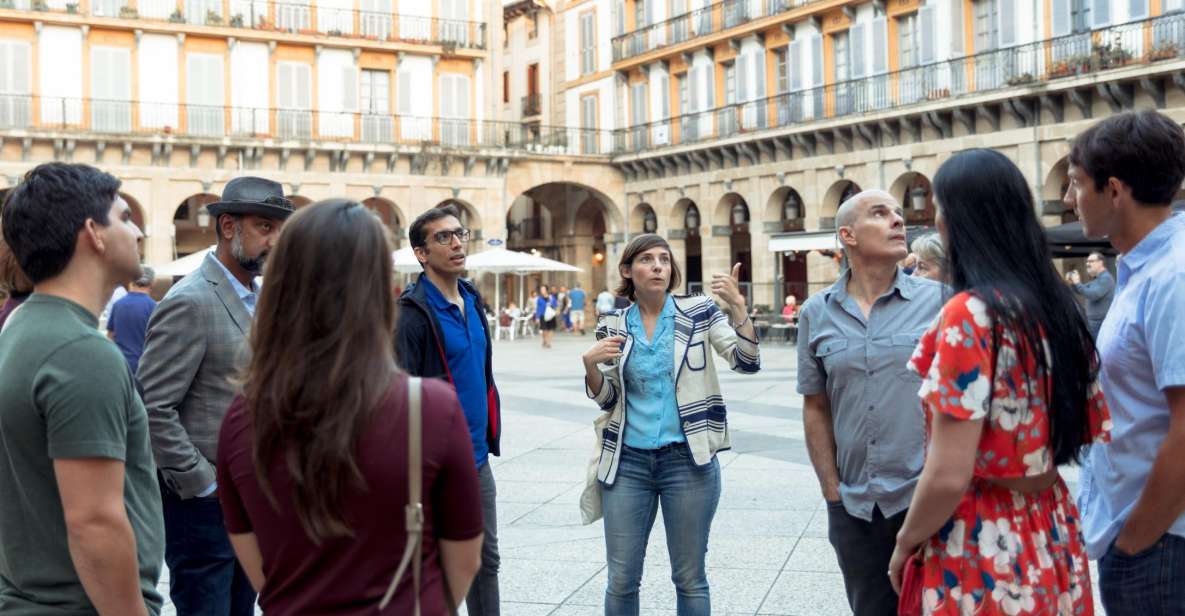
[394,204,503,616]
[1066,251,1115,339]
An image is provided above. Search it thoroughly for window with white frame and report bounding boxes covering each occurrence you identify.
[580,12,596,75]
[186,53,224,136]
[439,73,470,146]
[441,0,470,46]
[580,94,597,154]
[91,46,131,132]
[276,0,311,32]
[361,69,391,142]
[360,0,392,39]
[277,61,312,138]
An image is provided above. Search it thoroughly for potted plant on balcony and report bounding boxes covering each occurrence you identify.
[441,40,458,55]
[1149,41,1179,62]
[1006,72,1036,86]
[205,9,222,25]
[1091,38,1132,70]
[119,5,137,18]
[0,0,15,10]
[30,0,47,11]
[229,12,243,26]
[66,2,78,13]
[169,8,184,22]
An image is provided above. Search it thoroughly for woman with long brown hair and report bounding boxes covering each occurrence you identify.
[216,199,484,615]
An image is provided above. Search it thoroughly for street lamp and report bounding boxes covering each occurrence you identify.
[910,186,928,211]
[731,202,748,226]
[643,209,657,233]
[783,192,801,220]
[685,205,700,229]
[197,206,210,228]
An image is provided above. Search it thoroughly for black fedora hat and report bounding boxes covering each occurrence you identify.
[206,177,295,221]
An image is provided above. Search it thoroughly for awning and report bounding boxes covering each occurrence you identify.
[768,231,839,253]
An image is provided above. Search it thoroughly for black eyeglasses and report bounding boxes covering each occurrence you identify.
[431,228,471,245]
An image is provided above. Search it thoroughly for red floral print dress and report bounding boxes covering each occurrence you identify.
[907,292,1111,616]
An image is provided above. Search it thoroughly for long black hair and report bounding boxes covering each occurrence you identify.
[933,149,1096,466]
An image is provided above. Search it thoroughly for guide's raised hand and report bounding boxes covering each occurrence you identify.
[711,263,747,317]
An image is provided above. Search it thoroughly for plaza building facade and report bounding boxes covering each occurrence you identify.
[1,0,1185,310]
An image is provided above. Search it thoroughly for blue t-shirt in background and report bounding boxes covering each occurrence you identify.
[422,278,490,468]
[107,291,157,375]
[569,288,586,310]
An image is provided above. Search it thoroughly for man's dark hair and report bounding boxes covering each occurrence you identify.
[1069,110,1185,205]
[1,163,122,284]
[408,204,462,249]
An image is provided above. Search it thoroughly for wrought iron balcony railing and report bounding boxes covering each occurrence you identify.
[0,96,618,155]
[521,93,541,117]
[611,0,806,63]
[613,12,1185,153]
[0,0,488,49]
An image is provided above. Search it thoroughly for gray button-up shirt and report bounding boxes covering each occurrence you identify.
[796,268,944,521]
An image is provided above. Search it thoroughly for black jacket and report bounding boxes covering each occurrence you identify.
[395,274,502,457]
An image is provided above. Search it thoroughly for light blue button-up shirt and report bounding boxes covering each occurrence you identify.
[211,254,258,316]
[622,294,685,449]
[1080,213,1185,559]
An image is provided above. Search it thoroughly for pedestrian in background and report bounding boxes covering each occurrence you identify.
[796,190,944,616]
[909,232,947,283]
[570,282,587,335]
[217,200,483,614]
[596,287,615,319]
[889,149,1108,615]
[1065,251,1115,339]
[139,176,292,616]
[1070,110,1185,616]
[582,234,760,616]
[395,204,504,616]
[0,162,163,615]
[536,284,557,349]
[0,233,32,330]
[107,265,157,376]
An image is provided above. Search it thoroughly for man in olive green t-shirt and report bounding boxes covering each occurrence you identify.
[0,163,164,615]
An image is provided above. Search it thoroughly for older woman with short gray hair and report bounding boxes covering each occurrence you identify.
[910,232,947,282]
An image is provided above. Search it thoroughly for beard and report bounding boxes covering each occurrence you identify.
[231,226,267,275]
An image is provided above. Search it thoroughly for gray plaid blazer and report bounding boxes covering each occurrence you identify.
[138,253,252,499]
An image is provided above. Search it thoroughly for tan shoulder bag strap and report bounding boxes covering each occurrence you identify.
[379,376,424,615]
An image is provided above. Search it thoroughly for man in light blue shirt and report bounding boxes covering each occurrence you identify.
[1068,110,1185,615]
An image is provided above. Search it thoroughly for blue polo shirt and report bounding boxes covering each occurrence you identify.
[422,278,490,468]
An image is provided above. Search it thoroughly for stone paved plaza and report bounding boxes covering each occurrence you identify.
[158,329,1100,615]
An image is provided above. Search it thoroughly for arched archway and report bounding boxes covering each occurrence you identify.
[766,187,808,306]
[1043,157,1077,223]
[821,180,862,226]
[630,202,658,234]
[668,198,702,292]
[765,187,805,232]
[889,172,935,226]
[362,197,405,248]
[172,193,219,258]
[713,193,752,295]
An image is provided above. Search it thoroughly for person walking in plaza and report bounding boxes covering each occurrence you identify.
[596,287,616,319]
[795,190,944,616]
[0,163,164,615]
[107,265,157,376]
[1065,251,1115,339]
[0,234,32,330]
[559,285,572,332]
[394,204,503,616]
[570,281,588,335]
[1069,110,1185,616]
[888,149,1110,615]
[909,232,947,283]
[582,233,760,616]
[536,283,557,349]
[138,176,292,616]
[217,200,484,614]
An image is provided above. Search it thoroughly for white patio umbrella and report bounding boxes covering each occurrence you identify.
[392,246,422,274]
[154,245,214,277]
[463,247,582,322]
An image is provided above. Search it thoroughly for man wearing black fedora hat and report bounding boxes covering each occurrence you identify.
[138,176,293,616]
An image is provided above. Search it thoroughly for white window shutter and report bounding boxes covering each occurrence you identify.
[705,65,715,108]
[754,52,766,98]
[811,35,823,87]
[997,0,1017,45]
[397,70,411,114]
[736,55,747,102]
[12,43,29,94]
[1091,0,1110,25]
[297,65,311,109]
[457,75,469,119]
[1051,0,1070,35]
[660,75,670,118]
[789,39,803,90]
[919,5,937,62]
[851,23,866,78]
[341,66,357,111]
[872,18,888,73]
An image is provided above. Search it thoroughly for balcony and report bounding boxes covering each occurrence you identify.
[612,0,803,64]
[521,93,541,117]
[0,0,488,50]
[613,12,1185,154]
[0,96,618,156]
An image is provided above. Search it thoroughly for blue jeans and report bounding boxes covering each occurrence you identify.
[601,443,720,616]
[160,478,256,616]
[1099,533,1185,616]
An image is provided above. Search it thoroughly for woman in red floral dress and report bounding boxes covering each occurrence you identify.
[888,149,1111,616]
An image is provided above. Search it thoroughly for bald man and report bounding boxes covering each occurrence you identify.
[795,190,944,616]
